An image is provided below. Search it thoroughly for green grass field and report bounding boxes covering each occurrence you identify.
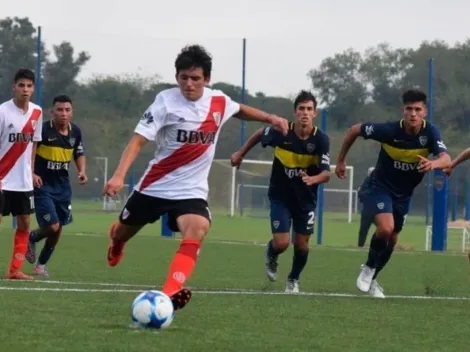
[0,201,469,351]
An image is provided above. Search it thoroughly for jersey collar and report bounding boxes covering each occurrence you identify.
[290,122,317,136]
[50,119,72,131]
[399,119,426,130]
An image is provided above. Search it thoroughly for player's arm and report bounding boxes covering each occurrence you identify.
[302,135,331,186]
[336,122,391,179]
[418,127,451,172]
[234,104,288,135]
[449,148,470,169]
[231,126,282,168]
[32,113,43,187]
[73,129,87,184]
[103,95,165,196]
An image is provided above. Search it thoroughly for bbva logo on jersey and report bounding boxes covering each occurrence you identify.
[177,130,216,144]
[8,132,33,143]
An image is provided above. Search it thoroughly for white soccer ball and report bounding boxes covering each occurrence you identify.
[131,290,174,329]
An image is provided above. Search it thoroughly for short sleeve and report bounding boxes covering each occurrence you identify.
[134,93,167,141]
[33,111,43,142]
[429,125,448,155]
[359,122,394,143]
[260,126,282,148]
[73,127,84,159]
[318,134,331,172]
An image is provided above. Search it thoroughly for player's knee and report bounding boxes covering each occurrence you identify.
[16,215,30,231]
[390,233,399,246]
[293,233,310,250]
[49,223,61,233]
[273,234,290,251]
[182,226,208,241]
[376,224,394,238]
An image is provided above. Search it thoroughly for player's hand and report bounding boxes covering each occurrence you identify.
[231,151,244,169]
[78,172,88,185]
[268,115,289,136]
[417,155,435,173]
[300,171,316,186]
[103,175,124,197]
[33,173,43,188]
[335,161,347,179]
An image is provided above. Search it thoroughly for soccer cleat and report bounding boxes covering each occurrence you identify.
[356,264,376,292]
[107,221,124,267]
[6,270,34,280]
[170,288,192,311]
[34,264,49,277]
[368,280,385,298]
[285,278,300,294]
[265,248,278,282]
[25,233,37,264]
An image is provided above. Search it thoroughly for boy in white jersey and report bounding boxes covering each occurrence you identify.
[103,45,289,312]
[0,68,43,280]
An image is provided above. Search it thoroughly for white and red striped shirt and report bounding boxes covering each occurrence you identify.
[134,87,240,200]
[0,99,43,191]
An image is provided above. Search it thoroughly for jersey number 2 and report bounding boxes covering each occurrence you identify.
[307,211,315,226]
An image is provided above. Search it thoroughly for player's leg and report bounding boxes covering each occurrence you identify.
[356,192,394,294]
[26,190,59,268]
[285,208,315,293]
[33,197,72,276]
[160,199,212,311]
[107,191,157,266]
[7,191,35,280]
[358,210,374,247]
[368,200,409,293]
[265,199,292,281]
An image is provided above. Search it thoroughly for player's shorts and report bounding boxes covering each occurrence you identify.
[269,198,316,235]
[119,191,211,232]
[0,190,34,217]
[34,184,72,228]
[358,179,410,234]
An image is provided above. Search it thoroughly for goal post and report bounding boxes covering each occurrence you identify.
[219,159,355,223]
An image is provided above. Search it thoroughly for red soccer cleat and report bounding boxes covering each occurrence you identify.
[107,221,124,267]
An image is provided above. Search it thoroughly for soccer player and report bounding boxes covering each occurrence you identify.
[0,68,43,280]
[443,148,470,260]
[26,95,87,276]
[357,166,375,247]
[335,89,451,298]
[231,90,331,293]
[102,45,289,311]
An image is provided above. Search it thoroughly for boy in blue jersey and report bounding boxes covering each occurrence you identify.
[231,91,331,293]
[26,95,88,276]
[335,89,451,298]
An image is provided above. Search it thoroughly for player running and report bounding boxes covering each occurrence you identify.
[102,45,289,311]
[442,147,470,260]
[231,91,331,293]
[0,68,43,280]
[26,95,87,276]
[357,167,375,247]
[335,89,451,298]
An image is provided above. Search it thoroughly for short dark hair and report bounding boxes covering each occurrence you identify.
[52,95,73,106]
[402,89,427,105]
[175,45,212,78]
[14,68,35,84]
[293,90,317,110]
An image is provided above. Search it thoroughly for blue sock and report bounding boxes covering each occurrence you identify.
[288,247,309,281]
[38,247,55,265]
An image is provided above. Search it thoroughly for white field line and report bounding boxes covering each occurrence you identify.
[0,282,469,301]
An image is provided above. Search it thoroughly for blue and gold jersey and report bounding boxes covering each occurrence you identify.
[261,123,330,206]
[360,119,448,198]
[34,120,84,185]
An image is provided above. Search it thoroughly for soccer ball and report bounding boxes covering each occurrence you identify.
[131,290,174,329]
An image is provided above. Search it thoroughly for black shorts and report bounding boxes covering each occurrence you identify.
[119,191,211,232]
[0,190,35,217]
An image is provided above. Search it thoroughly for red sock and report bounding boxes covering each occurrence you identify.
[162,239,201,296]
[9,230,29,273]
